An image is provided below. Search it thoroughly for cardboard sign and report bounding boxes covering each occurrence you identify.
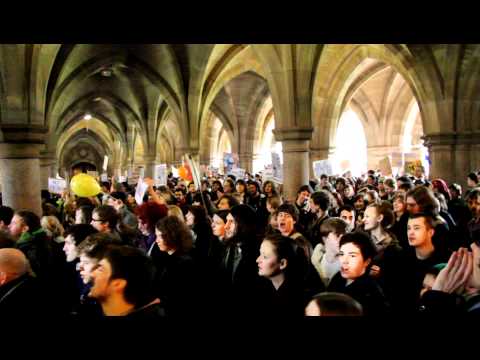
[378,156,393,176]
[48,178,67,195]
[154,164,168,186]
[313,159,333,177]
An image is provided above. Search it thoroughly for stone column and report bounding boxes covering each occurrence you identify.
[273,128,313,202]
[0,143,44,216]
[239,153,253,174]
[39,152,57,190]
[423,134,455,184]
[143,154,156,178]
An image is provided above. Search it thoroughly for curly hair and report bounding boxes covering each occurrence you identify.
[155,215,193,253]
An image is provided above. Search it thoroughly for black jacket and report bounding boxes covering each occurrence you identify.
[0,274,52,318]
[252,277,307,318]
[152,251,200,317]
[401,247,451,312]
[328,272,390,315]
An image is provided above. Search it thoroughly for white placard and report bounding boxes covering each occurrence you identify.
[103,156,109,171]
[171,165,179,178]
[100,173,108,182]
[263,168,274,181]
[154,164,168,186]
[48,178,67,195]
[118,176,127,183]
[135,178,149,205]
[313,159,333,177]
[230,167,246,179]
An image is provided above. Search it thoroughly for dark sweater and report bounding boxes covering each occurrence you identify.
[328,272,390,315]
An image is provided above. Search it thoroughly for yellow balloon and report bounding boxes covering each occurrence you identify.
[70,173,101,197]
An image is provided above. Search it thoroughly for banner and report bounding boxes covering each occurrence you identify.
[313,159,333,177]
[154,164,168,186]
[271,152,283,183]
[48,178,67,195]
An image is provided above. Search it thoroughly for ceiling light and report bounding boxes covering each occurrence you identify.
[84,114,92,120]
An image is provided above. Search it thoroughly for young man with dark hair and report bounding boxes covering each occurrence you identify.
[305,191,331,247]
[88,245,165,318]
[90,205,120,235]
[295,184,314,233]
[338,205,356,233]
[403,212,451,312]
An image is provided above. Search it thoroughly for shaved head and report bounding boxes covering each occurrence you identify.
[0,248,30,284]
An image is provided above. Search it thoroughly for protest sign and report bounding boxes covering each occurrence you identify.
[154,164,168,186]
[48,178,67,194]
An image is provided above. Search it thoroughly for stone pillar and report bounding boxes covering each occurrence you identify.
[0,143,44,216]
[423,134,455,184]
[273,128,313,202]
[239,153,253,174]
[39,152,57,190]
[143,155,156,178]
[423,133,480,188]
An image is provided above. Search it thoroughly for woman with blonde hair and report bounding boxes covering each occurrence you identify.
[41,215,65,243]
[167,205,186,223]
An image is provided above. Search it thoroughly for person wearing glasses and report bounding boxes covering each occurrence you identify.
[90,205,121,243]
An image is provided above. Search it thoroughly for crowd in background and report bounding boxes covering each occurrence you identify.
[1,165,480,318]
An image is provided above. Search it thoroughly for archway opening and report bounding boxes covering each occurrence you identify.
[253,115,283,174]
[334,110,368,176]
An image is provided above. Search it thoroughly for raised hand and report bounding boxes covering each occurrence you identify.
[432,247,473,294]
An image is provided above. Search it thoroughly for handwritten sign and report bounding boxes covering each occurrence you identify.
[48,178,67,195]
[313,159,333,177]
[154,164,168,186]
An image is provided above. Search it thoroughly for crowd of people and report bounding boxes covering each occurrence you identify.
[1,165,480,318]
